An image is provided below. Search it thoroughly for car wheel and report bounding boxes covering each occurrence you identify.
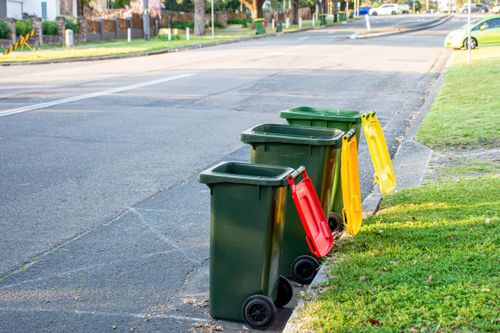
[463,10,468,14]
[391,11,397,15]
[480,9,486,13]
[372,11,378,16]
[464,37,478,49]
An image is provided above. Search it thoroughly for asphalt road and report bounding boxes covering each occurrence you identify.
[0,15,464,333]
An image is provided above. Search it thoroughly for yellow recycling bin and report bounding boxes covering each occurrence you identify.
[361,112,396,195]
[340,131,362,236]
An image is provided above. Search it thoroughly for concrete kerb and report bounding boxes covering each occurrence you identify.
[282,49,453,333]
[0,21,354,67]
[350,14,453,39]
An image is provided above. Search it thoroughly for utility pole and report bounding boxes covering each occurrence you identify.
[467,0,472,63]
[143,0,150,40]
[211,0,214,39]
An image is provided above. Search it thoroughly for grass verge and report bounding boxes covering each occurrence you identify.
[0,19,346,63]
[0,29,256,63]
[291,44,499,333]
[416,46,500,149]
[296,177,499,332]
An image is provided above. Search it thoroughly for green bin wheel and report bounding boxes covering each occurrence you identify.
[291,255,320,285]
[242,295,277,329]
[274,276,293,308]
[328,212,345,236]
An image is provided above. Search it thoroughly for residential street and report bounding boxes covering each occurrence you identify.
[0,15,465,332]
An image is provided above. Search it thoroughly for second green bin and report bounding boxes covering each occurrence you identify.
[280,106,362,229]
[241,124,343,284]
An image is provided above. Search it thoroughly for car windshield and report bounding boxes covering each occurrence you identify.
[459,19,482,29]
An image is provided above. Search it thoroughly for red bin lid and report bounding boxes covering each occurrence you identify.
[287,168,334,257]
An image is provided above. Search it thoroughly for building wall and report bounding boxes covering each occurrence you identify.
[22,0,59,19]
[1,0,7,18]
[6,0,23,18]
[60,0,71,15]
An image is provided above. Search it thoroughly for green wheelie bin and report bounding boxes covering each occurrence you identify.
[319,13,327,26]
[254,18,266,34]
[280,107,362,232]
[276,20,283,33]
[199,161,297,329]
[240,124,343,285]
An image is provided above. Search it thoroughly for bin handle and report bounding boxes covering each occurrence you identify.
[361,111,376,120]
[305,235,317,255]
[287,166,306,187]
[343,129,356,141]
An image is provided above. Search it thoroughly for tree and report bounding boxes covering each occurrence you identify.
[194,0,205,35]
[77,0,84,16]
[291,0,299,24]
[240,0,266,19]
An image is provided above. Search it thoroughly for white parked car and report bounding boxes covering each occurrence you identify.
[399,4,411,14]
[369,4,401,15]
[492,6,500,14]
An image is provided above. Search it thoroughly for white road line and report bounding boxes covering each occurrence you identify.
[0,73,195,118]
[299,36,309,40]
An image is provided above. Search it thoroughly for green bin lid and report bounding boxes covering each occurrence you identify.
[198,161,293,186]
[240,123,344,147]
[280,107,362,124]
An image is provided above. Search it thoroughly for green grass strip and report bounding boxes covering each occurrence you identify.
[416,57,500,149]
[298,177,500,332]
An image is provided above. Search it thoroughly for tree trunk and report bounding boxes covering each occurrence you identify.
[291,0,299,24]
[256,0,265,18]
[241,0,265,20]
[77,0,84,16]
[194,0,205,36]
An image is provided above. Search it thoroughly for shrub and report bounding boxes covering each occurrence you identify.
[64,17,80,32]
[205,21,224,29]
[109,0,128,9]
[15,19,33,36]
[42,20,59,36]
[227,19,248,26]
[156,34,181,41]
[170,21,194,29]
[0,20,10,39]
